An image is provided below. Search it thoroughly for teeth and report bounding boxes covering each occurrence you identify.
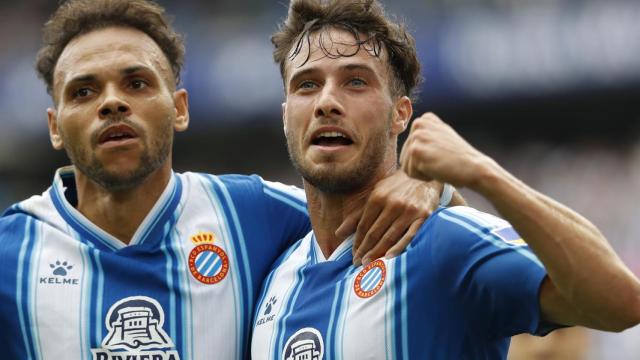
[317,131,346,138]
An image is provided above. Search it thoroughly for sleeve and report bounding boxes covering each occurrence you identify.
[260,178,312,250]
[429,206,550,339]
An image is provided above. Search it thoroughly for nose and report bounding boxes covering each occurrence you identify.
[314,83,344,119]
[98,85,131,119]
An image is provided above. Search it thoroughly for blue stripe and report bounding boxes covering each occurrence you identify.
[392,257,403,359]
[274,258,310,360]
[438,211,544,268]
[16,217,36,359]
[263,188,308,215]
[29,222,43,359]
[159,209,184,356]
[94,250,105,343]
[326,280,343,359]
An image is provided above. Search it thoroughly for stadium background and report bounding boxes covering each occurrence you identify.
[0,0,638,358]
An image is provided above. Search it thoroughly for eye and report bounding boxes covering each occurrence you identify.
[298,80,318,90]
[130,79,148,89]
[348,78,367,87]
[73,87,94,98]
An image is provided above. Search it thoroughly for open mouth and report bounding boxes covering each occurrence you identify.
[98,125,138,145]
[311,131,353,147]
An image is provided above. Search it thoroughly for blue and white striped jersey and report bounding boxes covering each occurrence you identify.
[252,206,550,360]
[0,166,311,360]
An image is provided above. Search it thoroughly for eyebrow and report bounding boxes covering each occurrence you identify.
[288,63,378,88]
[66,65,152,86]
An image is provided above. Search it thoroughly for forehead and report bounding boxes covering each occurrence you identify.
[54,26,172,89]
[285,27,390,80]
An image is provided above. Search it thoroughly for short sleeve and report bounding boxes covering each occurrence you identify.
[429,206,548,339]
[260,178,312,250]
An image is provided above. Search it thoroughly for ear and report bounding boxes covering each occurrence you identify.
[47,108,64,150]
[391,96,413,135]
[173,89,190,132]
[281,102,288,134]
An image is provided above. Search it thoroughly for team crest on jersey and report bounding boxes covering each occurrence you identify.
[283,327,324,360]
[188,232,229,284]
[354,259,386,298]
[91,296,180,360]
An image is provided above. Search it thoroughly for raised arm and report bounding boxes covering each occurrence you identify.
[400,113,640,332]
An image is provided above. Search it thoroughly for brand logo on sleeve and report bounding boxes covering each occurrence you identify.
[91,296,180,359]
[256,296,278,326]
[354,259,386,298]
[188,232,229,284]
[283,327,324,360]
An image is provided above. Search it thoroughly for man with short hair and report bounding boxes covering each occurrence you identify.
[0,0,451,359]
[251,0,640,358]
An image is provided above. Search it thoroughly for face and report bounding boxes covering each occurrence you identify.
[283,27,412,194]
[47,26,189,191]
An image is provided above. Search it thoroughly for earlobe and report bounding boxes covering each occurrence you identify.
[47,108,64,150]
[392,96,413,135]
[173,89,190,132]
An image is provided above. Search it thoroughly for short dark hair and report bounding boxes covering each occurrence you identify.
[272,0,421,99]
[36,0,184,97]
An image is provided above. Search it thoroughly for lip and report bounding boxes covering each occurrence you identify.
[308,126,354,149]
[97,124,139,147]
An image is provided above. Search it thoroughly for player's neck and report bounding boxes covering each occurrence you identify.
[74,164,173,245]
[304,181,375,259]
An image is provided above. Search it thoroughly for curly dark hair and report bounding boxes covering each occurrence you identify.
[272,0,422,99]
[36,0,184,97]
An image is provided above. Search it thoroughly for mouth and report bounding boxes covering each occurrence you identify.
[311,130,354,147]
[98,124,139,146]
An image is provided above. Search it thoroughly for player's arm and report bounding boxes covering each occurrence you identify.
[400,113,640,332]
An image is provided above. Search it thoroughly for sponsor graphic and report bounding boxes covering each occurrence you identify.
[91,296,180,359]
[256,296,278,326]
[40,259,79,286]
[492,226,527,246]
[283,327,324,360]
[354,259,386,298]
[188,232,229,284]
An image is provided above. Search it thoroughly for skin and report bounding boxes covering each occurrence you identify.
[47,26,189,244]
[400,113,640,331]
[283,27,413,259]
[43,25,437,258]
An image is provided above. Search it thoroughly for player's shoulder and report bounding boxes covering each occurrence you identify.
[421,206,526,247]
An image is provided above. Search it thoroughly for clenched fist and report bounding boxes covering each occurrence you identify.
[399,113,495,189]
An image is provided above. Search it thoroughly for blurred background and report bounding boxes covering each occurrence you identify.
[1,0,639,358]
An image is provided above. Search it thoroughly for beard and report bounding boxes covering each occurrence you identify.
[286,117,391,195]
[61,116,173,192]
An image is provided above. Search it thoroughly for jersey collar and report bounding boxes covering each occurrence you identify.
[311,233,354,264]
[49,166,183,251]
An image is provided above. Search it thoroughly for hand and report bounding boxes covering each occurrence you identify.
[400,113,491,188]
[336,171,442,265]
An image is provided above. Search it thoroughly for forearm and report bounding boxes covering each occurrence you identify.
[473,156,640,331]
